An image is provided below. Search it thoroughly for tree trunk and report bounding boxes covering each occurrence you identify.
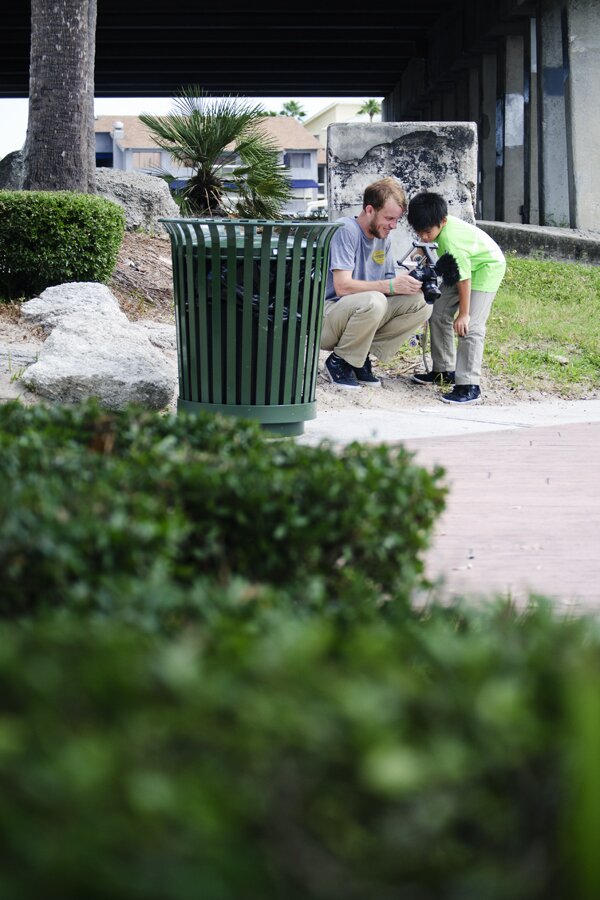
[23,0,97,192]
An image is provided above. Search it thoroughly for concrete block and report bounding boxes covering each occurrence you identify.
[477,220,600,263]
[327,122,478,262]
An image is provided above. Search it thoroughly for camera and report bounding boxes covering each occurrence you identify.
[407,241,442,304]
[398,241,460,304]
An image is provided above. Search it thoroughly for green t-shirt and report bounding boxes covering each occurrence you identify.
[436,215,506,292]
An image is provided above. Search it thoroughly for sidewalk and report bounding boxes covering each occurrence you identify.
[299,399,600,610]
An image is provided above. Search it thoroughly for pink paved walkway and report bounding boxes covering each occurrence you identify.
[403,421,600,610]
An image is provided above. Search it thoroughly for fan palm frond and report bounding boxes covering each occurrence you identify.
[140,87,292,217]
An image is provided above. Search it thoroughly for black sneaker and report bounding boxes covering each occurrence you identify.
[324,352,361,389]
[351,354,381,386]
[440,384,481,404]
[412,370,455,386]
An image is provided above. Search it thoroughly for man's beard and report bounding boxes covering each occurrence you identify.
[366,217,386,239]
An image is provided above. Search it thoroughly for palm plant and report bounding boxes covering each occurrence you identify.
[139,87,291,218]
[279,100,306,120]
[358,99,382,122]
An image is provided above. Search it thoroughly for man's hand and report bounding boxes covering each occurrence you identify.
[391,272,423,295]
[454,313,470,336]
[333,269,424,298]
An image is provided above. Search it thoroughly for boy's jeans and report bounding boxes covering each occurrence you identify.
[429,285,496,386]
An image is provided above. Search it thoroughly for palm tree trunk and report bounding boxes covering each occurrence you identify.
[23,0,97,192]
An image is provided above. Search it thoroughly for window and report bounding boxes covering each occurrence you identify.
[284,152,310,169]
[132,151,161,169]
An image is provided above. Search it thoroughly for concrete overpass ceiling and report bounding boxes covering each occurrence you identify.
[4,0,456,98]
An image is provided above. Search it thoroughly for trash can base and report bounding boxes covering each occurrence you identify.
[177,398,315,437]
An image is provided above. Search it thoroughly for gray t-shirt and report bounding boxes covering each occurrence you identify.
[325,216,396,301]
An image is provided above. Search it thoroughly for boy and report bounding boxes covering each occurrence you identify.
[407,192,506,404]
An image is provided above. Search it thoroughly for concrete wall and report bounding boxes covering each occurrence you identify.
[538,0,571,226]
[503,33,526,223]
[380,0,600,232]
[327,122,478,262]
[565,0,600,230]
[479,219,600,263]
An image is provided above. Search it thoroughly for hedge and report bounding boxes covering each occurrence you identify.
[0,190,125,299]
[0,400,446,620]
[0,402,598,898]
[0,604,598,899]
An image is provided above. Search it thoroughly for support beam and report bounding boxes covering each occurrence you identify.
[481,53,497,220]
[503,31,526,222]
[564,0,600,230]
[537,0,571,226]
[526,17,540,224]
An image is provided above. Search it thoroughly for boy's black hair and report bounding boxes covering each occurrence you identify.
[407,192,448,231]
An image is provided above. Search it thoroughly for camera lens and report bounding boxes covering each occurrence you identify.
[422,280,441,304]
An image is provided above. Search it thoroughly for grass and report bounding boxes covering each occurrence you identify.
[485,255,600,396]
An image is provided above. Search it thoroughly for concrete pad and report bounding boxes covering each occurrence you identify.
[405,422,600,612]
[299,399,600,445]
[299,399,600,611]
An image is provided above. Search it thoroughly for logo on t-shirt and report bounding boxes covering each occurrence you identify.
[372,250,385,265]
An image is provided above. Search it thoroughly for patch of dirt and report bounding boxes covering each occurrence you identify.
[1,231,597,410]
[314,352,563,412]
[108,231,175,323]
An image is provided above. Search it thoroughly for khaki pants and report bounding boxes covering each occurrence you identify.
[429,285,496,386]
[320,291,431,369]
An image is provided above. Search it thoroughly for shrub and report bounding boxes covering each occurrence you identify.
[0,603,597,899]
[0,190,125,299]
[0,401,446,620]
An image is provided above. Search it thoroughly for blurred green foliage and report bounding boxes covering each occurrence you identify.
[0,402,598,899]
[0,400,445,621]
[0,604,598,899]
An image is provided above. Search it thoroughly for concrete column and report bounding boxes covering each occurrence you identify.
[442,87,457,121]
[382,84,401,122]
[564,0,600,229]
[495,42,506,221]
[527,17,540,224]
[468,66,480,123]
[455,73,470,121]
[396,58,426,120]
[431,96,443,120]
[481,53,497,220]
[537,0,571,226]
[503,32,526,222]
[468,66,484,219]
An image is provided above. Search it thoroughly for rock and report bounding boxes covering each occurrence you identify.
[0,342,40,369]
[0,157,179,235]
[20,283,124,332]
[94,168,179,234]
[133,320,177,352]
[20,282,176,410]
[0,149,24,190]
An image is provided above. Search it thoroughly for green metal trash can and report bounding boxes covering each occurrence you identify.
[160,218,341,436]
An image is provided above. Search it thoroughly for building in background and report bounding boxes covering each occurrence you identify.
[94,115,323,214]
[304,102,382,201]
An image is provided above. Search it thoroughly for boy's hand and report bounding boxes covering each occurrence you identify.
[454,313,470,336]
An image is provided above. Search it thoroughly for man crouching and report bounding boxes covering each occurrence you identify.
[321,176,431,389]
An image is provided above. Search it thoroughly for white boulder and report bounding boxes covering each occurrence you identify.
[21,283,176,410]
